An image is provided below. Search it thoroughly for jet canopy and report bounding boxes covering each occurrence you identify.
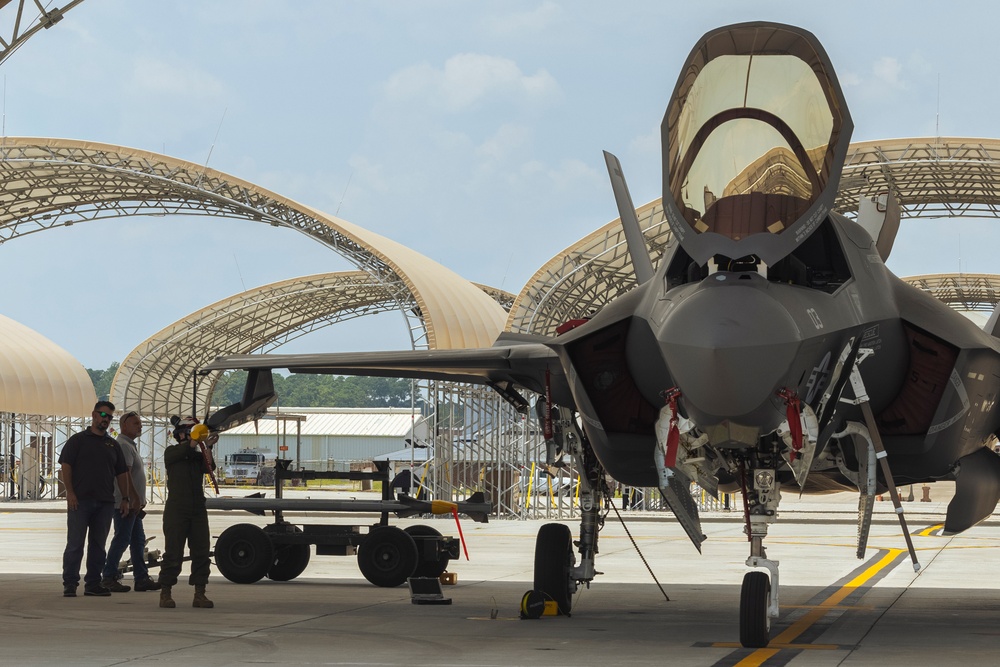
[662,23,852,265]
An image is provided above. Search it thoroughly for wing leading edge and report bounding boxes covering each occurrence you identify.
[202,340,561,399]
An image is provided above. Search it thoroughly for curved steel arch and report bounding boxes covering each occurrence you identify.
[111,271,516,417]
[0,1,85,67]
[113,272,516,417]
[0,137,507,352]
[835,138,1000,218]
[900,273,1000,312]
[510,137,1000,336]
[506,200,670,336]
[113,272,409,417]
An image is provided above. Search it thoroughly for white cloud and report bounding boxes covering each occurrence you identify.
[130,56,225,97]
[509,157,600,194]
[872,56,904,88]
[484,1,565,35]
[838,70,862,87]
[476,124,532,161]
[629,124,660,155]
[383,53,559,112]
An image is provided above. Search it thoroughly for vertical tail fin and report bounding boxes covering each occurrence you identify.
[986,301,1000,338]
[603,151,655,284]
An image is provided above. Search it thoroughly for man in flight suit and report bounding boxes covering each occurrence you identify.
[156,416,216,608]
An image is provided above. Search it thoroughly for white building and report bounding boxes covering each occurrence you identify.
[215,407,429,472]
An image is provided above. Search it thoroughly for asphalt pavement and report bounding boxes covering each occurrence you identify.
[2,482,999,666]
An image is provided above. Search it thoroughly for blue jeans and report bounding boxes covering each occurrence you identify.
[62,499,114,588]
[101,510,149,582]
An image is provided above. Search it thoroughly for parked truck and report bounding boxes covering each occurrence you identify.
[221,448,275,486]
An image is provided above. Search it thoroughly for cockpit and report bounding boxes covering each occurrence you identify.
[661,23,853,292]
[663,24,850,251]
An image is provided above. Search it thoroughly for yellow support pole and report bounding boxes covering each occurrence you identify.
[526,462,536,510]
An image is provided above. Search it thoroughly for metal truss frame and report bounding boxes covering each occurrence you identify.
[512,138,1000,338]
[900,273,1000,312]
[111,271,404,417]
[0,139,425,349]
[0,0,84,68]
[836,139,1000,219]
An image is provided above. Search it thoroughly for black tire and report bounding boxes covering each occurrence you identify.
[214,524,274,584]
[533,523,574,615]
[357,526,418,587]
[268,543,311,581]
[740,571,771,648]
[404,525,450,578]
[263,525,311,581]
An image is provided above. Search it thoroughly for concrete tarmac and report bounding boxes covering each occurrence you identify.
[2,485,1000,666]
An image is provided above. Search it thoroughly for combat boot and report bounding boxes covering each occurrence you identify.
[159,585,175,608]
[193,584,214,608]
[101,578,131,593]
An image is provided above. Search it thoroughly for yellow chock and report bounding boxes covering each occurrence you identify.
[440,572,457,585]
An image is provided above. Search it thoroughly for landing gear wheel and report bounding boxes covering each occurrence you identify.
[358,526,418,587]
[740,571,771,648]
[404,525,450,578]
[214,524,275,584]
[533,523,574,615]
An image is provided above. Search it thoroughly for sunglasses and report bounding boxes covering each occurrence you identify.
[97,411,113,418]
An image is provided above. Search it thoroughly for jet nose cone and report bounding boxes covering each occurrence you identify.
[660,280,800,421]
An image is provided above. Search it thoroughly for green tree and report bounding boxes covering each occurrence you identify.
[86,362,120,401]
[204,369,421,409]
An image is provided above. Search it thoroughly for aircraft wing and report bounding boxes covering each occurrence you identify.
[201,342,561,395]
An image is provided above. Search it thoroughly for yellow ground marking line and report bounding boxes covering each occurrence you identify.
[917,524,943,537]
[731,548,903,666]
[714,642,840,650]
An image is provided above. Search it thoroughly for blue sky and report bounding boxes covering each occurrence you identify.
[1,1,998,369]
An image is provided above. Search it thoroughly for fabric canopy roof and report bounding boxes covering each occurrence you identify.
[0,313,97,416]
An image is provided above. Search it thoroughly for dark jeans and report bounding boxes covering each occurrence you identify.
[101,510,149,582]
[62,499,114,588]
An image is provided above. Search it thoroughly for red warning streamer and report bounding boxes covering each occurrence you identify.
[451,507,470,561]
[777,388,803,462]
[662,387,682,468]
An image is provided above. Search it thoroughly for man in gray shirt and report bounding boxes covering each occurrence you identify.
[101,411,160,592]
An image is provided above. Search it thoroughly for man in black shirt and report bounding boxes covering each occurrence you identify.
[59,401,130,597]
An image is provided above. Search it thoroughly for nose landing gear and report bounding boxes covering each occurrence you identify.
[739,466,781,648]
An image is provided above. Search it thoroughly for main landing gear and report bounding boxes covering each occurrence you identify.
[530,403,602,615]
[532,492,602,616]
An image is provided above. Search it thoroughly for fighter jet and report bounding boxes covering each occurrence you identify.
[202,22,1000,648]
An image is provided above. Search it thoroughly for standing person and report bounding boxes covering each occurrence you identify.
[59,401,131,597]
[157,416,216,609]
[101,411,160,593]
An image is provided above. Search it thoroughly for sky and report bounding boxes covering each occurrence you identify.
[1,0,999,370]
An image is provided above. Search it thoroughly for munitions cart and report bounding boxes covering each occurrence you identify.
[206,459,491,587]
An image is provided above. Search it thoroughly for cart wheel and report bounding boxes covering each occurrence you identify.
[263,525,311,581]
[268,544,311,581]
[404,525,450,578]
[214,524,274,584]
[357,526,418,587]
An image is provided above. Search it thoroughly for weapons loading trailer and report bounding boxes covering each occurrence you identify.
[205,459,491,587]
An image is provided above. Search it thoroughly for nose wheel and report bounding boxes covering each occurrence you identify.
[739,570,772,648]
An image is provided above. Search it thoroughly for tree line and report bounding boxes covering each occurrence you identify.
[87,364,419,409]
